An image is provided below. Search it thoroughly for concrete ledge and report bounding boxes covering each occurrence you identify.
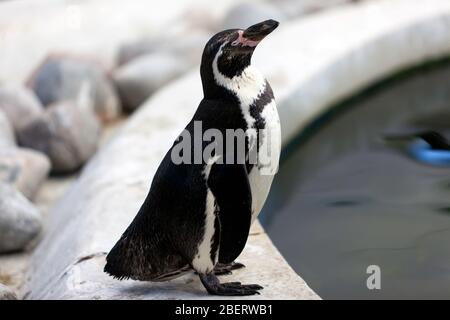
[32,223,318,300]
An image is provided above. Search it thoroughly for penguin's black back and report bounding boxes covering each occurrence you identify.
[104,95,249,281]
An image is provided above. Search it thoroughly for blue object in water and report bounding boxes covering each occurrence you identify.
[408,139,450,166]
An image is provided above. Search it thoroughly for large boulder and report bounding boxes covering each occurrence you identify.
[0,148,51,200]
[28,55,121,122]
[0,110,15,148]
[0,85,44,133]
[18,101,101,174]
[0,183,42,253]
[0,283,17,300]
[113,53,189,112]
[116,39,157,67]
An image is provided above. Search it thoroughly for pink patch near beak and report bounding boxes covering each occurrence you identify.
[231,30,260,47]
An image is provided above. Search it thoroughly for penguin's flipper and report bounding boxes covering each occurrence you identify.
[207,163,252,264]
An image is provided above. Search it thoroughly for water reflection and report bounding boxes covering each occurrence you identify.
[262,62,450,299]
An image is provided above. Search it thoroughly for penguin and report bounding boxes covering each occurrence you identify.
[104,19,281,296]
[384,131,450,166]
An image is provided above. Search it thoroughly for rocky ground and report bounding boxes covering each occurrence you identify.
[0,0,364,299]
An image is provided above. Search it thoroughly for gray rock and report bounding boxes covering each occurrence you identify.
[28,55,121,122]
[0,147,51,200]
[0,183,42,253]
[113,53,189,112]
[117,30,211,68]
[0,85,44,133]
[116,39,157,66]
[18,101,101,173]
[161,30,211,66]
[0,110,15,148]
[222,2,285,30]
[0,283,17,300]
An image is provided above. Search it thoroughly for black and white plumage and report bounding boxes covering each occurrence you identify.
[104,19,281,296]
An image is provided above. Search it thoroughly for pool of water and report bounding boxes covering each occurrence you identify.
[262,62,450,299]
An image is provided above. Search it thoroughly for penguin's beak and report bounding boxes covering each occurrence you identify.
[243,19,279,41]
[230,19,279,50]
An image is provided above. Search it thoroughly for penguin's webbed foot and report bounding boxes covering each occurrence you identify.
[214,261,245,276]
[199,273,263,296]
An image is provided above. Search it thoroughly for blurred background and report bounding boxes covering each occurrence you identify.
[1,0,450,300]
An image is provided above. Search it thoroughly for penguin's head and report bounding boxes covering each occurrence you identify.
[200,19,279,97]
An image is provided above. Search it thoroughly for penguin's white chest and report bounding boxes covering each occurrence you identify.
[212,57,281,222]
[218,66,281,222]
[247,99,281,222]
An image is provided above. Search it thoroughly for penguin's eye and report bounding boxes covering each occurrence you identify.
[230,32,239,44]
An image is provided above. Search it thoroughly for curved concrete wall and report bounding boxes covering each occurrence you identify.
[26,0,450,299]
[253,0,450,144]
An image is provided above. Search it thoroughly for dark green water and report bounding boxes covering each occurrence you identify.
[262,62,450,299]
